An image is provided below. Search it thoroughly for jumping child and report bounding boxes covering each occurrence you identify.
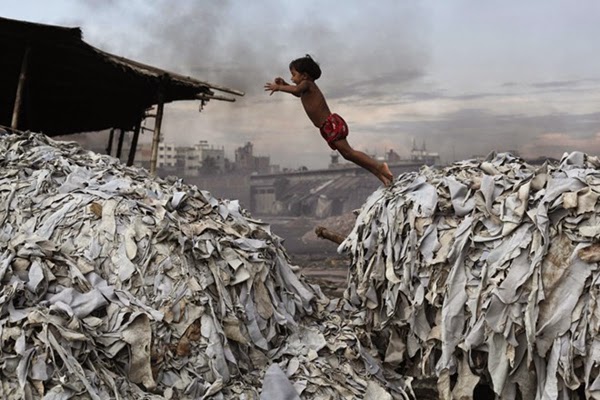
[264,55,393,186]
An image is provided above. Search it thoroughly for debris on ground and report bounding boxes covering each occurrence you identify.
[339,151,600,399]
[0,132,410,399]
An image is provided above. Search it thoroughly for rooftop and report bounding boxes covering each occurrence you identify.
[0,16,243,136]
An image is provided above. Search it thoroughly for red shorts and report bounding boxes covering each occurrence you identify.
[319,113,348,149]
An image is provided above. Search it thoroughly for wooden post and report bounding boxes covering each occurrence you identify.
[150,85,165,175]
[127,121,141,166]
[116,128,125,160]
[315,226,346,245]
[106,128,115,155]
[11,47,31,130]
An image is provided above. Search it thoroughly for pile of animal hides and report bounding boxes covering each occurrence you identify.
[0,131,409,400]
[339,151,600,399]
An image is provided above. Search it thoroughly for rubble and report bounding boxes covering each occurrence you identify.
[0,132,408,399]
[340,151,600,399]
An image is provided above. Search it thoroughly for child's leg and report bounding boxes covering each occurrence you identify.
[333,139,393,186]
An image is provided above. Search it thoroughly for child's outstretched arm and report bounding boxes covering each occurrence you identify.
[264,77,287,95]
[264,79,309,98]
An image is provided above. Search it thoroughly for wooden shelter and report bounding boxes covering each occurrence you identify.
[0,16,244,172]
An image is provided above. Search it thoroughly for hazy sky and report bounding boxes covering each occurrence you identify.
[4,0,600,168]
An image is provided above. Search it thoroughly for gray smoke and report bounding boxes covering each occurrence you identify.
[24,2,600,165]
[73,1,428,98]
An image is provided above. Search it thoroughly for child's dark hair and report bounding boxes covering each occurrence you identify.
[289,54,321,80]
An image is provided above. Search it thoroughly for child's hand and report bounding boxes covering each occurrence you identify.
[264,81,278,95]
[274,77,285,85]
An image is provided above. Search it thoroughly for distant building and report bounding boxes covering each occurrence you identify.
[329,149,381,169]
[181,141,225,176]
[158,142,177,167]
[131,140,225,176]
[234,142,271,174]
[411,139,440,164]
[329,143,439,170]
[329,152,340,168]
[235,142,255,170]
[178,145,199,175]
[250,142,442,217]
[386,149,402,163]
[250,161,434,217]
[254,156,270,174]
[132,141,176,170]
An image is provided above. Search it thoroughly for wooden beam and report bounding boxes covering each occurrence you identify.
[11,46,31,130]
[210,85,245,97]
[116,128,125,160]
[127,121,141,166]
[106,128,115,155]
[195,93,236,102]
[315,226,346,245]
[150,85,165,176]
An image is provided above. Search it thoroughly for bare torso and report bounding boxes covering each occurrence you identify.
[301,81,332,127]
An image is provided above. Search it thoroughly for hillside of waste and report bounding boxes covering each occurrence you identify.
[339,151,600,399]
[7,130,599,400]
[0,132,411,400]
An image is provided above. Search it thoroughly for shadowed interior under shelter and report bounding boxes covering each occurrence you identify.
[0,16,243,136]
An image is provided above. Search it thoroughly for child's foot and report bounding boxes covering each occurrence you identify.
[378,162,393,187]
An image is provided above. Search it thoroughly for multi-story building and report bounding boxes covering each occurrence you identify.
[181,141,225,176]
[131,140,226,176]
[196,141,226,173]
[158,142,177,168]
[234,142,271,174]
[235,142,255,170]
[131,141,177,171]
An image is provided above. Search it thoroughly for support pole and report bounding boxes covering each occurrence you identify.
[106,128,115,155]
[11,47,31,130]
[150,85,165,175]
[127,121,141,166]
[116,128,125,160]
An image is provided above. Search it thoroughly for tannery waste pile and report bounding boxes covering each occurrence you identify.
[5,130,600,400]
[0,132,408,400]
[340,151,600,399]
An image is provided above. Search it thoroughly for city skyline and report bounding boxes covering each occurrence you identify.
[101,132,437,175]
[3,1,600,169]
